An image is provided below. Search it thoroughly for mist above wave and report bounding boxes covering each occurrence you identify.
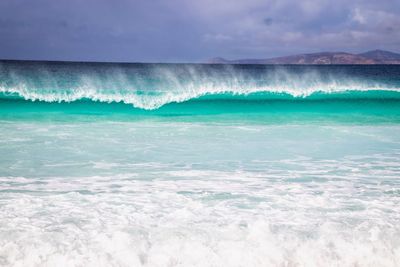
[1,63,399,110]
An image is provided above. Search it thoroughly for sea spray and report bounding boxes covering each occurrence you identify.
[1,62,400,110]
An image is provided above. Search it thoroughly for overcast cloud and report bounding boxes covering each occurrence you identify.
[0,0,399,62]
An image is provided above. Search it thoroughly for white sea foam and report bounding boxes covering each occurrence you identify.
[0,120,400,267]
[0,163,399,267]
[1,122,400,266]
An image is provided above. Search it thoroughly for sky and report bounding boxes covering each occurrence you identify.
[0,0,399,62]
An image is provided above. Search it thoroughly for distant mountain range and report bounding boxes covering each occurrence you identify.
[207,50,400,64]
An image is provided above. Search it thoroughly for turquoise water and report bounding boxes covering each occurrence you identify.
[0,61,400,266]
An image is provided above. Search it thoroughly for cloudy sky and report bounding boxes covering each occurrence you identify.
[0,0,399,62]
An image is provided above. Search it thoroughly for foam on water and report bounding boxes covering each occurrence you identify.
[1,162,399,266]
[1,121,400,266]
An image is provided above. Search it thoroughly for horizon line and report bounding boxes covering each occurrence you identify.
[1,49,399,65]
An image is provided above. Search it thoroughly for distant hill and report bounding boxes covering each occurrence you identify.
[207,50,400,64]
[358,50,400,62]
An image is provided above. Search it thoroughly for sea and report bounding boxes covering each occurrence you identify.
[0,61,400,266]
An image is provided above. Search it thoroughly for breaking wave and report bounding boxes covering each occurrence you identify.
[1,62,400,115]
[2,87,400,111]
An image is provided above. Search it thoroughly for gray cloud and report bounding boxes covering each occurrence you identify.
[263,18,273,26]
[0,0,399,62]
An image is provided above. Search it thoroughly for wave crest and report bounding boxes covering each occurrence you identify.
[2,85,400,110]
[1,63,400,110]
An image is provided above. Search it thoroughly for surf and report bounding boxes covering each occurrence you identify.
[1,61,400,121]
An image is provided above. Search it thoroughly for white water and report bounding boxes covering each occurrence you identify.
[2,64,400,110]
[1,122,400,266]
